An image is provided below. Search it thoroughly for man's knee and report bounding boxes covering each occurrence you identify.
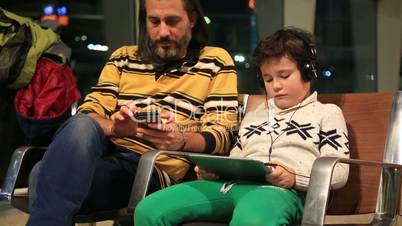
[56,113,103,139]
[51,113,106,152]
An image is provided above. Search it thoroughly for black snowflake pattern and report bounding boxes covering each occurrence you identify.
[343,132,350,154]
[234,137,243,150]
[314,129,343,150]
[243,122,269,139]
[282,120,315,140]
[267,117,284,135]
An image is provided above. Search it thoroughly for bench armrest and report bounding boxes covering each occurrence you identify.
[301,156,402,226]
[0,146,46,201]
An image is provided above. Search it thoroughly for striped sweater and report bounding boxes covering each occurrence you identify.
[78,45,239,184]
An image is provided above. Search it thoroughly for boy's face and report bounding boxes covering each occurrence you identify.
[260,55,311,109]
[146,0,196,61]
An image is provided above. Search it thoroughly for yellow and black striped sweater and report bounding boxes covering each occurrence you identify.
[78,45,239,184]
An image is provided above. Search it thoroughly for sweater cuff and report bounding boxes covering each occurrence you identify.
[294,168,310,191]
[200,131,216,154]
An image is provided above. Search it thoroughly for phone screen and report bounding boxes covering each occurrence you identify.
[134,111,161,124]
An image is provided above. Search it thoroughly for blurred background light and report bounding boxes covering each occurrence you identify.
[234,54,245,63]
[43,5,54,15]
[57,6,68,16]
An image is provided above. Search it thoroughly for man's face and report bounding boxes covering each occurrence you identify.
[146,0,196,61]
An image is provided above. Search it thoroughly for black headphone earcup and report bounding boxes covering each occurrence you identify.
[287,28,318,82]
[303,63,318,81]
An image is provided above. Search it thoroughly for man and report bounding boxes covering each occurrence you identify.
[26,0,238,225]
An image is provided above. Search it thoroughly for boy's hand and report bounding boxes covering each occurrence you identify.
[265,163,296,188]
[194,165,220,180]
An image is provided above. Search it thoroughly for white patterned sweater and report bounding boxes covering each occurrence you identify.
[230,92,350,191]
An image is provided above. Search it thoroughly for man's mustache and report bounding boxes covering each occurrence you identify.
[155,38,178,46]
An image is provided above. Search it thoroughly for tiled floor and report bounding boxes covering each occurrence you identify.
[0,201,12,212]
[0,201,113,226]
[0,201,28,226]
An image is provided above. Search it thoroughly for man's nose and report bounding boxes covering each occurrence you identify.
[159,22,171,38]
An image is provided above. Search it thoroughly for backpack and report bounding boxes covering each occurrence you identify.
[0,8,59,88]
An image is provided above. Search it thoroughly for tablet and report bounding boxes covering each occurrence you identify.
[187,155,270,182]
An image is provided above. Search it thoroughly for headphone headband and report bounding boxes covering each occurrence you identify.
[285,28,318,80]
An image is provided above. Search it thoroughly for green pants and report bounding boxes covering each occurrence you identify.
[134,180,304,226]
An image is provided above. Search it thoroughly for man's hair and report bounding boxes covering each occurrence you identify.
[252,27,318,82]
[138,0,209,62]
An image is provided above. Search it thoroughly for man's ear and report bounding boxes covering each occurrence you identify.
[189,13,197,28]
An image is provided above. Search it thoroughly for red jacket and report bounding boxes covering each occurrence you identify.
[16,57,80,119]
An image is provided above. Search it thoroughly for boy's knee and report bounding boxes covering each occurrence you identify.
[134,199,163,226]
[231,188,301,226]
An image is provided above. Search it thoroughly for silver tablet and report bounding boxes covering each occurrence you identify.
[187,155,271,182]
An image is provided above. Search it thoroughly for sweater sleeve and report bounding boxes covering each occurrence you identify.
[199,48,239,155]
[316,104,350,189]
[77,47,127,118]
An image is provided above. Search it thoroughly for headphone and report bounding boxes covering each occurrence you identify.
[257,28,319,89]
[293,29,319,82]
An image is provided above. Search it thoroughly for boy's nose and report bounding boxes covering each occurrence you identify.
[272,79,282,90]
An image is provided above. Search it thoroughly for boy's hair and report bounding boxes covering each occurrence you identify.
[138,0,209,62]
[253,27,318,82]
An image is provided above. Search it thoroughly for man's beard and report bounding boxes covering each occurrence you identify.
[149,30,192,62]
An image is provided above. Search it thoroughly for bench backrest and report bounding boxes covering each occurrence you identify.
[243,92,395,214]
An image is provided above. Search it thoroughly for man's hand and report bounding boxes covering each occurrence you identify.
[265,163,296,188]
[111,104,139,137]
[136,111,186,151]
[194,165,220,180]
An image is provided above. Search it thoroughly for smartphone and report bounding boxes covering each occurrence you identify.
[133,110,161,124]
